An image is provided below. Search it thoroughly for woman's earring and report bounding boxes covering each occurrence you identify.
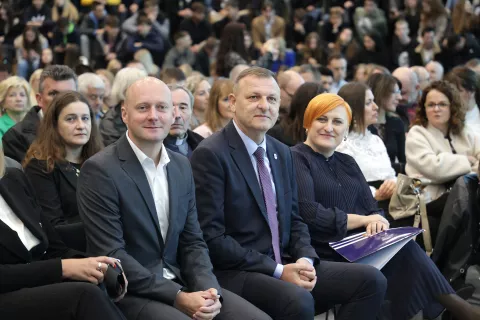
[344,136,347,141]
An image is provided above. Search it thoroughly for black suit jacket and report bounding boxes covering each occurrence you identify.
[0,168,83,295]
[77,134,221,306]
[24,158,80,226]
[191,121,318,276]
[2,106,41,163]
[164,130,204,158]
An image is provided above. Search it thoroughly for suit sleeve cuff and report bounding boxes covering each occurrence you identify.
[273,264,284,279]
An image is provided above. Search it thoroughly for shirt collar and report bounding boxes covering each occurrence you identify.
[233,120,267,156]
[126,130,170,167]
[175,132,188,146]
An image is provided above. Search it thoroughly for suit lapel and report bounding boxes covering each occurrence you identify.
[0,172,47,261]
[56,163,78,190]
[164,153,177,247]
[226,122,269,222]
[117,135,164,246]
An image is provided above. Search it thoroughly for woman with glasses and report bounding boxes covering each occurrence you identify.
[406,81,480,221]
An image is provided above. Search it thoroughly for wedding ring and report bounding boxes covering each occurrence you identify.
[97,262,102,272]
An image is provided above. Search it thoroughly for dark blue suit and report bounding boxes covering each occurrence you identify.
[191,121,388,320]
[78,134,269,320]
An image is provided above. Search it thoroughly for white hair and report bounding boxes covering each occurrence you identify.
[78,73,105,95]
[109,68,148,106]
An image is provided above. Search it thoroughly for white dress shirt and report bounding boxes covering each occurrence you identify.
[0,194,40,251]
[126,131,176,280]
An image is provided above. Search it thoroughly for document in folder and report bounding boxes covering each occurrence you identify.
[329,227,424,270]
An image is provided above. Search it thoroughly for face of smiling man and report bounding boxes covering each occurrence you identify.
[229,71,281,144]
[122,77,174,148]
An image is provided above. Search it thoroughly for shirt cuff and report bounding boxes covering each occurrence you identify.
[273,264,284,279]
[299,257,314,265]
[369,186,377,198]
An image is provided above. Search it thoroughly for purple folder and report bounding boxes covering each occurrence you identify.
[329,227,423,263]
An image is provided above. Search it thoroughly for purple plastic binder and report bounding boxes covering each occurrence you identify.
[330,227,423,263]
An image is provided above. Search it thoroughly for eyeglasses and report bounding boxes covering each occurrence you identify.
[425,102,450,109]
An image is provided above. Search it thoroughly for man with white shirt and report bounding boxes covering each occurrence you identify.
[328,54,348,94]
[2,65,77,162]
[77,77,270,320]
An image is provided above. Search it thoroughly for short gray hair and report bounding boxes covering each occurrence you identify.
[39,65,77,93]
[233,67,275,92]
[78,73,105,95]
[110,67,148,106]
[168,84,194,109]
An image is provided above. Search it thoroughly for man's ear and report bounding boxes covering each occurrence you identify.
[121,101,127,123]
[36,92,42,108]
[228,93,236,113]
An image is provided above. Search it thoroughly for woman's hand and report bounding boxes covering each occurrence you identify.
[366,220,389,236]
[467,155,477,166]
[375,179,396,201]
[364,214,389,236]
[61,257,117,285]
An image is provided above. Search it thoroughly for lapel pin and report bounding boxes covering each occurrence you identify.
[274,153,278,160]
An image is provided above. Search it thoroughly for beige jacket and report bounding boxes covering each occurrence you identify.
[405,124,480,201]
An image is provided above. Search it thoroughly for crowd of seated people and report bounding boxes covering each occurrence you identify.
[0,0,480,319]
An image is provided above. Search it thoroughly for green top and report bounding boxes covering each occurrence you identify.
[0,113,16,140]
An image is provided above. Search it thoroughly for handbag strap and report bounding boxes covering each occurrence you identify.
[411,186,433,256]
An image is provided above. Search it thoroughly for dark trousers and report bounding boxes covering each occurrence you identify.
[0,282,125,320]
[117,288,272,320]
[215,260,387,320]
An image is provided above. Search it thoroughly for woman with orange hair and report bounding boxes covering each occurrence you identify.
[291,93,480,320]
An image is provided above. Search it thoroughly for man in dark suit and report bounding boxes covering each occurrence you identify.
[2,65,77,162]
[77,77,271,320]
[164,84,203,158]
[191,67,387,320]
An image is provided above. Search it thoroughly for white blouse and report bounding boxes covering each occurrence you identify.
[337,130,396,196]
[193,124,214,138]
[465,106,480,139]
[0,194,40,251]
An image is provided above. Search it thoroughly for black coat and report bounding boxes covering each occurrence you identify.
[2,106,41,163]
[432,174,480,287]
[24,158,80,227]
[369,115,406,174]
[164,130,204,159]
[0,168,83,295]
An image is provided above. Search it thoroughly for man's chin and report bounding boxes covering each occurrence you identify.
[169,129,187,138]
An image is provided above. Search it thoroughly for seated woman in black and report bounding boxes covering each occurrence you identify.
[24,91,103,226]
[291,93,480,320]
[0,149,126,320]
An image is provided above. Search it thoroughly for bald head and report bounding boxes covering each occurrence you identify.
[393,67,420,105]
[229,64,249,82]
[426,61,444,82]
[410,66,430,90]
[125,77,170,107]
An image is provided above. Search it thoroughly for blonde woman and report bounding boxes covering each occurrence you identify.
[194,79,234,138]
[0,76,32,139]
[185,74,211,129]
[28,68,43,106]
